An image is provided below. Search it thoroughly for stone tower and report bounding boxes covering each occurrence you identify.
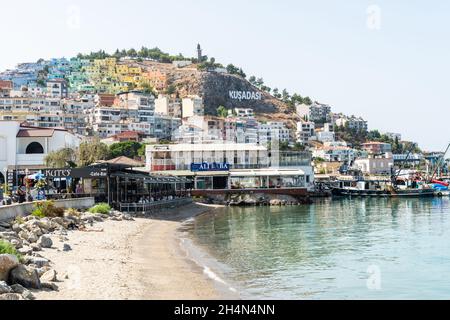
[197,44,203,62]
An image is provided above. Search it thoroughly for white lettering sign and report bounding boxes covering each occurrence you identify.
[229,91,262,101]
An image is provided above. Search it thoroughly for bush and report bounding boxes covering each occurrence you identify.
[65,208,81,218]
[88,203,111,215]
[0,240,21,260]
[31,201,65,218]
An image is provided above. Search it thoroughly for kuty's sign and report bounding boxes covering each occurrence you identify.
[191,162,230,172]
[43,167,108,179]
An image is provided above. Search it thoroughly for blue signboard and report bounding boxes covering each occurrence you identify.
[191,162,230,172]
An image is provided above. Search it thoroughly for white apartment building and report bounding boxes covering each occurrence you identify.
[182,95,204,118]
[296,102,331,123]
[296,121,315,143]
[335,115,368,132]
[316,123,335,143]
[46,79,68,98]
[354,154,394,175]
[0,121,81,185]
[258,122,290,146]
[234,108,255,118]
[155,95,182,118]
[313,146,357,163]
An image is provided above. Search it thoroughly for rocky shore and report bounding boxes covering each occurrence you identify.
[0,209,134,300]
[0,203,225,300]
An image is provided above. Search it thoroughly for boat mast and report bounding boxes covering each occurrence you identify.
[430,143,450,181]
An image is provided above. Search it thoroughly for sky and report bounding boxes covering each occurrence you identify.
[0,0,449,151]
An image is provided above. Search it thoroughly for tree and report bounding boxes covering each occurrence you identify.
[249,76,256,85]
[216,106,228,118]
[141,83,155,95]
[273,88,280,98]
[282,89,290,102]
[78,139,110,167]
[166,84,177,95]
[127,48,137,57]
[255,78,264,88]
[303,96,312,105]
[45,148,77,168]
[109,141,143,159]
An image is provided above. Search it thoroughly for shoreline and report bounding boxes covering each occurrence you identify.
[33,202,235,300]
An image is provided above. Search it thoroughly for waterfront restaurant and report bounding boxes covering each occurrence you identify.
[32,159,189,208]
[145,143,315,194]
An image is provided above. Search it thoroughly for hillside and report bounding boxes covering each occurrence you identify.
[133,60,294,113]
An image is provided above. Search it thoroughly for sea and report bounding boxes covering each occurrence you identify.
[181,197,450,300]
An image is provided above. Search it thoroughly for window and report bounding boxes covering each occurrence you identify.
[26,142,44,154]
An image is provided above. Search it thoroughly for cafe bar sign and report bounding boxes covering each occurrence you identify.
[191,162,230,172]
[43,167,108,179]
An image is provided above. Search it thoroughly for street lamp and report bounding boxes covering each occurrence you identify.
[2,167,8,199]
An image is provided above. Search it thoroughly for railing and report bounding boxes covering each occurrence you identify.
[118,198,192,214]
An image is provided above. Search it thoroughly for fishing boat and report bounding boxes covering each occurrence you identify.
[331,178,435,198]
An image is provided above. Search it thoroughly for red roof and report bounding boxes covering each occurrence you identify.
[115,131,142,138]
[17,129,55,138]
[0,80,13,90]
[98,94,116,107]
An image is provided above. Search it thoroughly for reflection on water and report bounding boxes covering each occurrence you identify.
[187,198,450,299]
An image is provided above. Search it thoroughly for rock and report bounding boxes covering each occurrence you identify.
[0,281,12,294]
[27,257,49,268]
[0,293,21,300]
[63,244,72,252]
[12,224,21,233]
[41,282,58,291]
[22,290,35,300]
[10,239,22,249]
[30,243,42,252]
[0,254,20,282]
[41,269,57,282]
[9,283,35,300]
[122,214,134,221]
[9,265,41,289]
[38,236,53,249]
[18,230,28,240]
[10,284,26,294]
[35,267,48,278]
[270,199,282,206]
[18,247,32,256]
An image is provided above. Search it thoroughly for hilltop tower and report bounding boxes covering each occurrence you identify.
[197,44,203,62]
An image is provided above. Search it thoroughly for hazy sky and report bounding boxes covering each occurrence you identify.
[1,0,449,151]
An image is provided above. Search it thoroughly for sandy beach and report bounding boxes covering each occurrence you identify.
[33,202,230,300]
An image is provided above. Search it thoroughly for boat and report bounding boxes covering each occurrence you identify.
[331,176,435,198]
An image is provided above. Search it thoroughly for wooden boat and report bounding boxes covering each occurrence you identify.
[331,179,435,198]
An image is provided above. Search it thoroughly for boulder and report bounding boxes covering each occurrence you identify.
[22,290,35,300]
[41,269,57,282]
[30,243,42,252]
[0,293,21,300]
[63,244,72,252]
[10,239,22,249]
[9,283,35,300]
[10,284,26,294]
[0,254,20,282]
[38,236,53,249]
[0,281,12,294]
[41,282,58,291]
[9,265,41,289]
[27,257,49,268]
[18,247,32,256]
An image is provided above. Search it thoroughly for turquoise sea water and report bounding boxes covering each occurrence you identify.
[185,198,450,299]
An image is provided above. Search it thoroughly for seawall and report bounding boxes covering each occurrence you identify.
[0,197,95,222]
